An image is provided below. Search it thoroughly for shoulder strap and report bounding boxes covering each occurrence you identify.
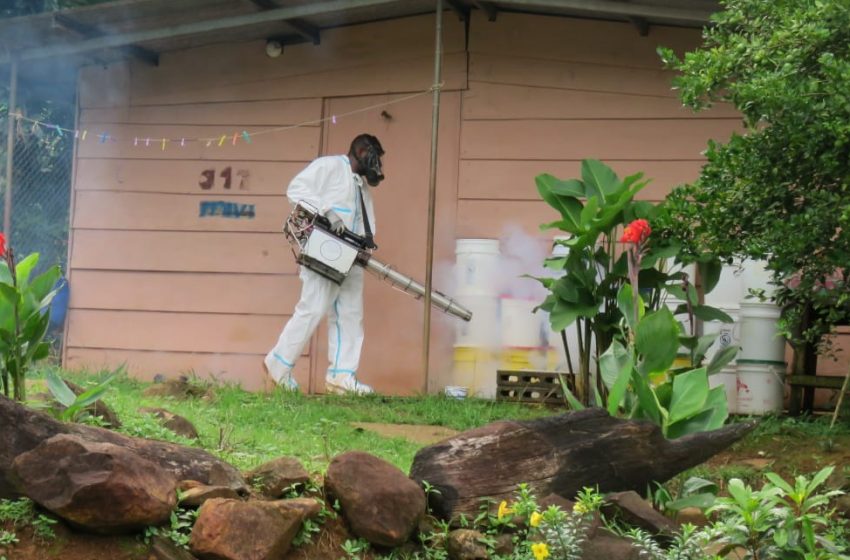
[357,186,377,250]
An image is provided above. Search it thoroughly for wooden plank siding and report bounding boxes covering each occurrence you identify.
[66,10,845,397]
[66,13,468,392]
[457,12,740,241]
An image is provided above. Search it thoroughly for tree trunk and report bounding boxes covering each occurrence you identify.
[0,394,247,499]
[410,408,755,520]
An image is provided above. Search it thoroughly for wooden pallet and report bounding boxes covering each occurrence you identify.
[496,370,575,405]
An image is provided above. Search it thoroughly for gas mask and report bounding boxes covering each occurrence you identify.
[357,144,385,187]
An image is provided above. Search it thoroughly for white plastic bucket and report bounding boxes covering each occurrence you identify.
[455,295,500,347]
[452,347,498,399]
[742,259,775,298]
[501,298,547,348]
[709,367,738,414]
[456,239,500,297]
[736,361,785,415]
[703,307,740,362]
[738,301,786,363]
[706,263,744,309]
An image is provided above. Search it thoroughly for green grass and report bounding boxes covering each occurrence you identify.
[40,368,554,474]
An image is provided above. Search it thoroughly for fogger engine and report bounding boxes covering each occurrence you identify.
[283,202,472,322]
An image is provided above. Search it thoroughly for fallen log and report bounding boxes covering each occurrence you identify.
[409,408,755,520]
[0,394,246,499]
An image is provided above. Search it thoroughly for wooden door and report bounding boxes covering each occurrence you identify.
[315,92,461,395]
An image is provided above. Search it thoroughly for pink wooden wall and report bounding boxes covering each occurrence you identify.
[66,11,845,398]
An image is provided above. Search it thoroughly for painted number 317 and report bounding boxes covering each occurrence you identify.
[199,167,250,190]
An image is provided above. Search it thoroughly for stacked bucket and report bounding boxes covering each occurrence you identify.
[451,239,501,398]
[704,259,786,415]
[704,264,743,413]
[736,260,786,414]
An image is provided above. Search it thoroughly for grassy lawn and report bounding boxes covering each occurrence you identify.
[35,368,555,474]
[25,367,850,485]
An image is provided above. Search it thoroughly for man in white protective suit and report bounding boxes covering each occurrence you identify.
[264,133,384,394]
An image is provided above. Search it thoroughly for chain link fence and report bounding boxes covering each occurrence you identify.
[0,77,75,349]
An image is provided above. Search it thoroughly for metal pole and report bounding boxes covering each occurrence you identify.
[4,60,17,239]
[422,0,443,394]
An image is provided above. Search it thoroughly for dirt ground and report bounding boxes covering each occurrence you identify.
[4,420,849,560]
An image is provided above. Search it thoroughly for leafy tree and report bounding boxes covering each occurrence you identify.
[659,0,850,355]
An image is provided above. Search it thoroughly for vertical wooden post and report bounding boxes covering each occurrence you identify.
[422,0,443,394]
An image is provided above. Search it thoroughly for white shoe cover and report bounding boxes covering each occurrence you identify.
[325,372,373,395]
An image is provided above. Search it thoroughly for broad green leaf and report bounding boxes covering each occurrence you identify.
[666,493,716,511]
[616,284,644,331]
[14,253,40,288]
[668,367,710,424]
[692,305,734,323]
[0,285,19,313]
[698,259,723,295]
[560,379,585,411]
[0,262,11,285]
[29,266,61,302]
[580,196,599,229]
[73,375,115,409]
[536,174,584,232]
[694,334,720,361]
[544,256,567,271]
[668,386,728,439]
[581,159,619,203]
[682,477,719,496]
[46,369,78,408]
[550,301,580,331]
[631,369,663,426]
[665,285,688,301]
[600,341,634,415]
[553,276,580,303]
[549,178,586,198]
[635,307,680,375]
[764,472,794,494]
[31,342,50,362]
[707,345,738,375]
[686,284,699,306]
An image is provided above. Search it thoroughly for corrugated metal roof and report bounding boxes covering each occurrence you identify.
[0,0,719,68]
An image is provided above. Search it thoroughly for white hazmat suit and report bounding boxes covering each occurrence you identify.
[265,155,375,394]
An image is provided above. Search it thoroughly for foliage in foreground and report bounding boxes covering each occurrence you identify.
[659,0,850,354]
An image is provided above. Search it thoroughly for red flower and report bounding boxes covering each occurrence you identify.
[0,233,6,257]
[620,219,651,244]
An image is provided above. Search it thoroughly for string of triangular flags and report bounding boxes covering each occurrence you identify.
[2,84,440,150]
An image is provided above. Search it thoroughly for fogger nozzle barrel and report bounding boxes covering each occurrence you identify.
[362,256,473,322]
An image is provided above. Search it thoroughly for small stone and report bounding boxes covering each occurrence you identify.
[139,407,199,440]
[272,497,323,520]
[150,534,199,560]
[582,529,640,560]
[245,457,310,499]
[446,529,488,560]
[833,495,850,519]
[180,485,240,508]
[178,480,204,492]
[493,533,514,556]
[602,491,677,537]
[189,498,302,560]
[675,507,709,527]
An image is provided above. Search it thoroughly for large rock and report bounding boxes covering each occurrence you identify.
[245,457,309,499]
[139,407,199,440]
[325,451,425,547]
[411,409,756,520]
[189,498,303,560]
[0,394,246,499]
[12,434,177,534]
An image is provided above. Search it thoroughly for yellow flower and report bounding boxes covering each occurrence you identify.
[573,502,588,515]
[497,500,513,521]
[531,542,550,560]
[529,511,542,527]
